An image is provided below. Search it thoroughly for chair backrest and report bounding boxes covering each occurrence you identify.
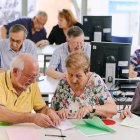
[112,36,133,44]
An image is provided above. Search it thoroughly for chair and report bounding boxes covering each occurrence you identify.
[112,36,133,44]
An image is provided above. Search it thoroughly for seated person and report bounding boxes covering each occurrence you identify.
[0,24,37,72]
[129,49,140,78]
[0,53,60,127]
[48,9,83,45]
[1,11,48,47]
[46,26,91,79]
[51,51,117,119]
[120,82,140,120]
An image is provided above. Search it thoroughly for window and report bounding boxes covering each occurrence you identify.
[0,0,21,25]
[87,0,140,54]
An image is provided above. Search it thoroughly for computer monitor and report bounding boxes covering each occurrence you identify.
[83,16,112,42]
[90,41,131,80]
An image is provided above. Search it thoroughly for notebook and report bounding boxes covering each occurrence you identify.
[120,113,140,129]
[72,116,115,136]
[6,127,40,140]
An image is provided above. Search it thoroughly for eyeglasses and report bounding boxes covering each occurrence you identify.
[69,40,85,50]
[21,72,40,80]
[36,18,45,27]
[10,37,22,44]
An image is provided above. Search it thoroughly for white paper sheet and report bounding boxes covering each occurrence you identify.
[54,119,75,130]
[120,114,140,129]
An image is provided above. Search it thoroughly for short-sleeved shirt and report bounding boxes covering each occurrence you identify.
[0,71,46,113]
[130,49,140,76]
[51,72,111,116]
[48,42,91,72]
[4,18,47,43]
[48,22,83,45]
[0,39,37,70]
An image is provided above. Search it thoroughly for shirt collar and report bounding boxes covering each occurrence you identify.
[65,42,70,54]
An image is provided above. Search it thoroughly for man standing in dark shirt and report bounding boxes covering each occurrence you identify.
[1,11,49,47]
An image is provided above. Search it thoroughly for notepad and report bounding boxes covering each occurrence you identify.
[120,113,140,129]
[6,127,40,140]
[72,116,115,136]
[54,119,75,130]
[0,131,7,139]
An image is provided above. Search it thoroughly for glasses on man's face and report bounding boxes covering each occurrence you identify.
[69,41,85,50]
[21,72,40,81]
[10,37,22,45]
[36,18,45,27]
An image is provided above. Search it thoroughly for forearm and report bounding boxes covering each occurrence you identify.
[95,104,117,118]
[1,26,7,39]
[94,99,117,118]
[46,67,65,79]
[0,106,33,124]
[36,106,50,114]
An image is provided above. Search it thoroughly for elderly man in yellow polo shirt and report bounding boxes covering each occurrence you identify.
[0,53,61,127]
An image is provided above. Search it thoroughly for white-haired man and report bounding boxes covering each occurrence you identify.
[0,53,61,127]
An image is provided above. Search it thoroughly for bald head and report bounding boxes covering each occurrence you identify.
[10,53,39,72]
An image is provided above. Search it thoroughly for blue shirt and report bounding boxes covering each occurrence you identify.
[130,49,140,76]
[48,42,91,72]
[4,18,47,43]
[0,39,37,70]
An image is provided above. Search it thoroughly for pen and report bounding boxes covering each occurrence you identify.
[45,134,66,137]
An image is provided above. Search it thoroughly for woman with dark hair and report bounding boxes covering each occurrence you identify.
[48,9,83,45]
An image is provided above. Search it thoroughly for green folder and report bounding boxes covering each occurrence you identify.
[72,116,115,136]
[0,122,11,126]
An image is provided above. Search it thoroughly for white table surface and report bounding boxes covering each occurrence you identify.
[0,117,140,140]
[38,76,59,95]
[37,45,57,55]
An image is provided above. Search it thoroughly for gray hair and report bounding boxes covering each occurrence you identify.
[67,26,84,39]
[9,24,28,39]
[36,11,48,19]
[10,56,24,71]
[10,53,37,71]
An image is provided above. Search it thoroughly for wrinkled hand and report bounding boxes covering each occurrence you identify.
[129,65,137,78]
[75,105,92,119]
[57,109,69,120]
[119,108,132,120]
[47,109,61,126]
[32,113,53,127]
[129,70,137,78]
[36,40,49,48]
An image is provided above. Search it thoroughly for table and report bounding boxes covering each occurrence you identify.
[38,76,59,95]
[0,117,139,140]
[37,45,57,55]
[38,76,59,104]
[37,45,57,74]
[62,118,140,140]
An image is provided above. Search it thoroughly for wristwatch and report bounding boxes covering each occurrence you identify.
[92,105,96,113]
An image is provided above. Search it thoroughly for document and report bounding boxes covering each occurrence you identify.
[72,116,115,136]
[54,119,75,130]
[0,131,7,139]
[6,127,40,140]
[120,114,140,129]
